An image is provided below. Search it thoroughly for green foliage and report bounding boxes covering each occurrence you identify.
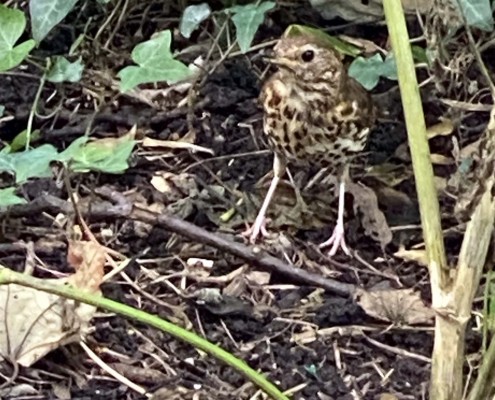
[0,136,136,206]
[0,5,35,72]
[283,24,361,57]
[0,144,57,184]
[457,0,494,31]
[229,2,276,53]
[47,56,84,83]
[29,0,79,43]
[57,135,136,174]
[10,129,41,152]
[0,188,26,206]
[118,30,193,92]
[180,3,212,39]
[178,1,275,54]
[349,53,398,90]
[348,47,427,91]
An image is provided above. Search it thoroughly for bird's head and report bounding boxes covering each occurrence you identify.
[269,26,345,93]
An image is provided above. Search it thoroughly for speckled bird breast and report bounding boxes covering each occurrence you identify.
[261,71,374,169]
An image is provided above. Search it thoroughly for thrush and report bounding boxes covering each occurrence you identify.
[244,25,376,255]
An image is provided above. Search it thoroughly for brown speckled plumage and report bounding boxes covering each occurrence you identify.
[245,26,376,255]
[261,34,375,172]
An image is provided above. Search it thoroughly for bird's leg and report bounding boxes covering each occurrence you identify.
[243,155,286,243]
[286,169,309,212]
[319,179,351,256]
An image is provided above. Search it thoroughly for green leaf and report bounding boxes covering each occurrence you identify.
[117,30,193,92]
[0,5,36,72]
[456,0,494,31]
[10,129,41,152]
[411,45,428,64]
[230,2,275,53]
[283,24,361,57]
[0,105,4,117]
[29,0,79,43]
[47,56,84,83]
[0,144,58,184]
[180,3,211,39]
[381,53,398,80]
[0,187,26,207]
[56,136,88,162]
[348,53,399,90]
[58,135,136,174]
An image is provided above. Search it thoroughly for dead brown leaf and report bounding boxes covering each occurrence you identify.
[356,287,434,325]
[366,163,412,187]
[150,172,199,200]
[0,241,106,366]
[394,246,429,267]
[349,182,392,248]
[426,119,454,139]
[142,136,214,156]
[67,240,106,292]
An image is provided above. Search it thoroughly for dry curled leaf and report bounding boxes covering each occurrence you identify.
[426,119,454,139]
[394,246,429,267]
[150,172,199,200]
[67,240,106,292]
[348,182,392,248]
[356,287,434,325]
[0,241,106,366]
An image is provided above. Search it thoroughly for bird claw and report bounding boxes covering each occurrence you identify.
[319,223,351,256]
[242,217,272,244]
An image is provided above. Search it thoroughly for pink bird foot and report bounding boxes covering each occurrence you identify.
[319,222,351,256]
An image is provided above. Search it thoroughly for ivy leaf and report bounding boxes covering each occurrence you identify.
[180,3,211,39]
[117,30,193,92]
[283,24,361,57]
[58,134,136,174]
[229,2,275,53]
[10,129,42,152]
[456,0,493,31]
[0,144,58,184]
[0,187,26,207]
[0,4,36,72]
[29,0,79,43]
[47,56,84,83]
[348,53,398,90]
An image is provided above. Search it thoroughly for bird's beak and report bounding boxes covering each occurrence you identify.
[265,57,296,70]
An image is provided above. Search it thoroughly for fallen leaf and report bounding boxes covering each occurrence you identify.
[0,241,106,366]
[150,172,199,200]
[366,163,412,187]
[426,119,454,139]
[67,240,106,292]
[430,153,454,165]
[394,246,429,267]
[142,137,214,155]
[356,287,434,325]
[349,182,392,248]
[245,270,271,286]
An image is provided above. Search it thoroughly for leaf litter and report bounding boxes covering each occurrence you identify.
[0,241,105,366]
[1,0,494,398]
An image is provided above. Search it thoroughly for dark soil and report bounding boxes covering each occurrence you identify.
[0,1,490,400]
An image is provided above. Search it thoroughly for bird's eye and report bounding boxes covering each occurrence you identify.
[301,50,314,62]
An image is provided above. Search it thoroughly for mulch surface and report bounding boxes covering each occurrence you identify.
[0,1,489,399]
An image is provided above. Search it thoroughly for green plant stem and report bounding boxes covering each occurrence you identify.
[0,267,290,400]
[26,67,47,150]
[467,330,495,400]
[382,0,447,279]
